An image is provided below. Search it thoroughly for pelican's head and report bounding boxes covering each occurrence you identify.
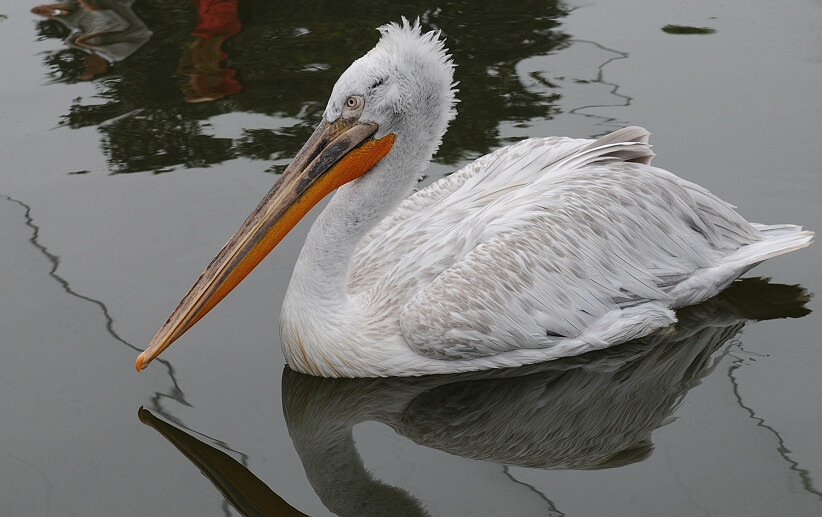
[324,19,457,170]
[136,19,457,371]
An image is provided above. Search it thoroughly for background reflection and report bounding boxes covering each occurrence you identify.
[33,0,152,80]
[34,0,569,172]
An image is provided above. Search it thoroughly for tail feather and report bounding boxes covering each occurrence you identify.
[732,225,814,264]
[668,226,813,307]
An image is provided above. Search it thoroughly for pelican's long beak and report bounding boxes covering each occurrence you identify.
[136,118,395,371]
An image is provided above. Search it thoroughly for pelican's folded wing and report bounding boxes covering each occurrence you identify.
[395,127,769,362]
[398,221,679,362]
[350,134,596,292]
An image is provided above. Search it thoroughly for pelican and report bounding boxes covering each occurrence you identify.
[136,19,812,377]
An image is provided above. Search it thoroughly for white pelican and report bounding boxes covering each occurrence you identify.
[136,20,812,377]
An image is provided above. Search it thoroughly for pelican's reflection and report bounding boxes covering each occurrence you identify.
[140,278,809,517]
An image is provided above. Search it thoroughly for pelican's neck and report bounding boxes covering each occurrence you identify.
[287,146,423,310]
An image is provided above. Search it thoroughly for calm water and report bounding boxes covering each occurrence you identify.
[1,1,821,515]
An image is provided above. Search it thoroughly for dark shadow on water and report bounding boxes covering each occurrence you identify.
[139,278,813,516]
[661,24,717,35]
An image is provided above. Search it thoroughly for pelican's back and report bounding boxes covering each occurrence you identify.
[347,127,812,370]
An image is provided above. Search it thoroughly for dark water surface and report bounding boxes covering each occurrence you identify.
[1,1,821,515]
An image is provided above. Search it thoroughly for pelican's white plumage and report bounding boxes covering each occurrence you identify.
[276,20,812,376]
[138,20,812,377]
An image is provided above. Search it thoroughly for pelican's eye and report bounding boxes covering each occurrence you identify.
[346,96,360,108]
[343,95,365,118]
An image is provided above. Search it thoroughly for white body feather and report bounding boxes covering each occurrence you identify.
[279,21,812,377]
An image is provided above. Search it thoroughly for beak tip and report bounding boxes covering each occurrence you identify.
[136,351,148,372]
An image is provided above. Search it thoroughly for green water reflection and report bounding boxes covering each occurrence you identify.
[35,0,570,173]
